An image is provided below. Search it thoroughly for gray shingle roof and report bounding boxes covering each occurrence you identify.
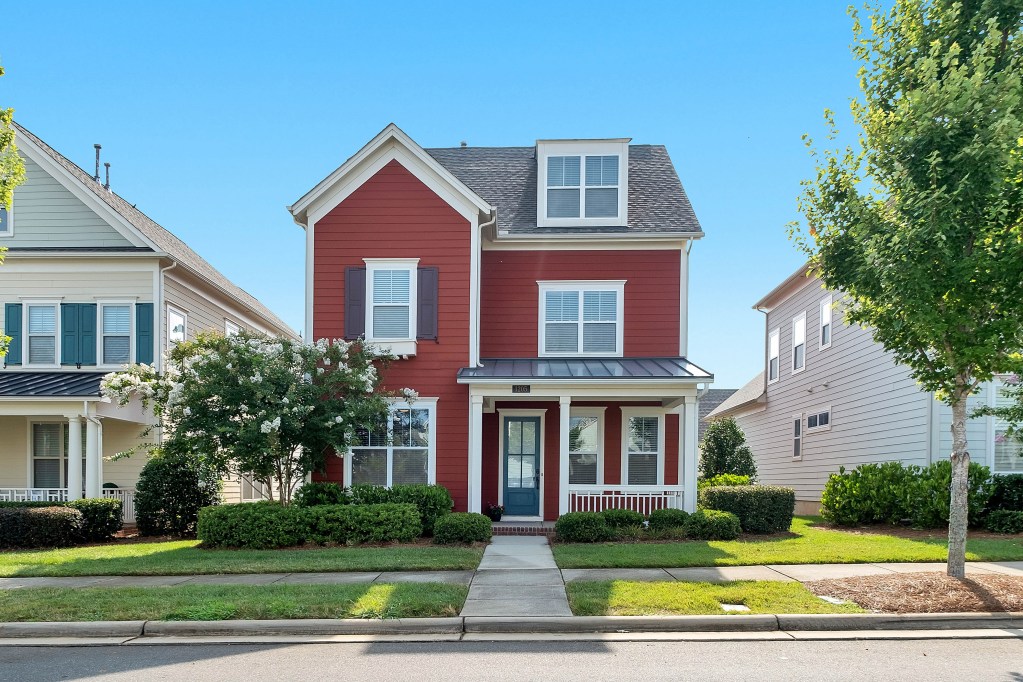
[458,357,712,382]
[0,372,106,398]
[14,124,296,337]
[704,372,766,421]
[425,145,702,235]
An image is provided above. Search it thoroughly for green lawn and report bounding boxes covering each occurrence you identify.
[567,580,864,616]
[0,583,468,621]
[0,541,483,577]
[554,516,1023,568]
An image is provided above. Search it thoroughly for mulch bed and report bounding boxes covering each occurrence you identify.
[805,573,1023,613]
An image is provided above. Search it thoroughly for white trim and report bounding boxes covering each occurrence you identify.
[679,247,688,357]
[485,235,696,249]
[805,406,832,433]
[537,280,626,357]
[23,301,61,369]
[167,305,187,348]
[791,312,806,375]
[767,328,780,384]
[344,398,438,487]
[225,319,241,337]
[0,200,13,237]
[469,395,484,513]
[96,300,136,369]
[364,258,420,355]
[568,406,605,486]
[620,407,666,486]
[682,395,698,512]
[304,219,315,343]
[536,141,629,228]
[497,408,547,520]
[469,213,481,367]
[819,294,833,350]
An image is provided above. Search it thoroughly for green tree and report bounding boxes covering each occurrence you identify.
[699,417,757,480]
[793,0,1023,576]
[0,64,28,358]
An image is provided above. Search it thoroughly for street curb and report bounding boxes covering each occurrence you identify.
[1,613,1021,639]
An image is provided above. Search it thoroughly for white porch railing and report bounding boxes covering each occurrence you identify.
[569,485,684,515]
[0,488,137,524]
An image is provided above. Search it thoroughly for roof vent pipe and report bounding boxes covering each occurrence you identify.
[104,163,111,190]
[460,141,467,148]
[93,144,102,181]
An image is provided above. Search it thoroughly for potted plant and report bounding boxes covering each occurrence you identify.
[485,503,505,522]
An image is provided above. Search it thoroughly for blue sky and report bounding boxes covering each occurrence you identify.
[1,1,865,387]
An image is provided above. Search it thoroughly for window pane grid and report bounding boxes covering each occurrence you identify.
[350,405,432,486]
[543,288,619,355]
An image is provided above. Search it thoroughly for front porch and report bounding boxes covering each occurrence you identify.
[459,357,711,521]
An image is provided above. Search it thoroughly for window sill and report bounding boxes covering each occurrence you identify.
[367,339,417,357]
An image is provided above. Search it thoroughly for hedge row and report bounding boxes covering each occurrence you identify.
[0,498,122,547]
[554,508,741,542]
[698,485,795,534]
[196,501,422,549]
[292,483,453,536]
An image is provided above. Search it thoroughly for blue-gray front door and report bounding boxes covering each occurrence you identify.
[503,416,540,516]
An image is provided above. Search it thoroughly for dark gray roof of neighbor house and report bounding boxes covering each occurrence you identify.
[704,372,766,420]
[699,388,739,443]
[0,372,106,398]
[425,145,703,235]
[14,123,296,338]
[458,357,713,382]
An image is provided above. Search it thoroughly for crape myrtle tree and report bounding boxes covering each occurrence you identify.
[0,64,28,358]
[103,331,414,505]
[792,0,1023,576]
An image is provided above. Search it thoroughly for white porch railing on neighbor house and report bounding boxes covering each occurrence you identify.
[569,485,684,515]
[0,488,137,524]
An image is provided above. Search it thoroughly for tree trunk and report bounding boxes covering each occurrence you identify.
[947,391,971,578]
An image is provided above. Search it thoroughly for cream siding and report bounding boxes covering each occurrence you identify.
[0,258,156,303]
[163,269,282,350]
[101,420,150,489]
[0,156,134,248]
[0,417,30,487]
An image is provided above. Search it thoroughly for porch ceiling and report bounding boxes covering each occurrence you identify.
[458,357,713,383]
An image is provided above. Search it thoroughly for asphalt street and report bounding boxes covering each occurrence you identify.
[2,639,1022,682]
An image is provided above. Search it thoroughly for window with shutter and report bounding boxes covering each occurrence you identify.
[539,281,625,356]
[101,304,132,365]
[623,413,662,486]
[26,304,58,366]
[362,259,420,355]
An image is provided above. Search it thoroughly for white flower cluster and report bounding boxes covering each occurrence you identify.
[260,416,282,433]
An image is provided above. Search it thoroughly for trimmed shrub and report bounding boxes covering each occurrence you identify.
[293,482,348,508]
[683,509,741,541]
[699,417,757,480]
[136,449,221,537]
[555,512,611,543]
[600,508,645,529]
[304,503,421,545]
[433,513,492,544]
[989,474,1023,512]
[984,510,1023,534]
[699,485,795,534]
[67,498,123,541]
[648,508,689,531]
[349,484,453,536]
[198,502,304,549]
[909,461,995,528]
[0,507,85,548]
[698,474,752,490]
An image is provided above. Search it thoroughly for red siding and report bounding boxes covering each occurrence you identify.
[312,159,472,511]
[480,250,681,358]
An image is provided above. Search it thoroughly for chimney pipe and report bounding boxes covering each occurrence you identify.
[93,144,102,181]
[104,163,110,190]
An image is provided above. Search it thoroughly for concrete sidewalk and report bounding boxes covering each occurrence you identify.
[460,536,572,617]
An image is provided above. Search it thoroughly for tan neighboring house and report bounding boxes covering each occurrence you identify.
[0,124,297,520]
[706,265,1021,514]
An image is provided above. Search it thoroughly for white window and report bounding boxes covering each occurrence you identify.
[26,304,58,366]
[348,399,437,487]
[994,419,1023,474]
[622,411,664,486]
[101,304,132,365]
[0,202,11,236]
[569,408,604,485]
[546,155,582,218]
[806,408,831,432]
[168,306,187,347]
[819,295,833,349]
[792,312,806,373]
[537,141,629,227]
[538,281,625,356]
[240,474,268,502]
[793,416,802,459]
[225,320,241,337]
[364,259,419,347]
[31,422,84,490]
[768,328,780,383]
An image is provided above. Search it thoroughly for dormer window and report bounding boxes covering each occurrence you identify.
[537,140,629,227]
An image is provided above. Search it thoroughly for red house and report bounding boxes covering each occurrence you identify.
[288,124,711,520]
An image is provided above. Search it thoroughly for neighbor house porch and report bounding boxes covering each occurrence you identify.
[459,358,712,521]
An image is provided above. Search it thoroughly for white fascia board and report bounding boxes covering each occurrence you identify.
[15,135,162,252]
[289,123,492,226]
[490,232,703,247]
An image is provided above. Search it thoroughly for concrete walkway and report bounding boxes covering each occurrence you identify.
[459,536,572,617]
[0,561,1020,591]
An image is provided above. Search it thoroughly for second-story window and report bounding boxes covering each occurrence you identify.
[768,328,780,383]
[792,312,806,373]
[820,295,833,349]
[0,203,11,236]
[371,269,412,339]
[168,307,187,347]
[225,320,241,337]
[546,155,620,220]
[539,281,625,356]
[27,304,58,365]
[101,304,131,365]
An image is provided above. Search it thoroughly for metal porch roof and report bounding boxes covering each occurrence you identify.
[0,372,107,398]
[457,357,712,382]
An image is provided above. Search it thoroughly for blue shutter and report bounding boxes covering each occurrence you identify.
[4,303,22,365]
[135,303,154,365]
[79,304,97,365]
[61,304,80,365]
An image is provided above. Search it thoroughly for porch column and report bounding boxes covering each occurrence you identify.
[468,395,484,513]
[559,396,571,516]
[67,417,83,500]
[85,418,101,498]
[682,395,699,512]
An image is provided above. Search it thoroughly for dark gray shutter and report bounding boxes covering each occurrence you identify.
[344,267,366,340]
[417,267,438,340]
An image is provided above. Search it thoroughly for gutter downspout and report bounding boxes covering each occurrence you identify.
[158,261,178,373]
[474,211,497,367]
